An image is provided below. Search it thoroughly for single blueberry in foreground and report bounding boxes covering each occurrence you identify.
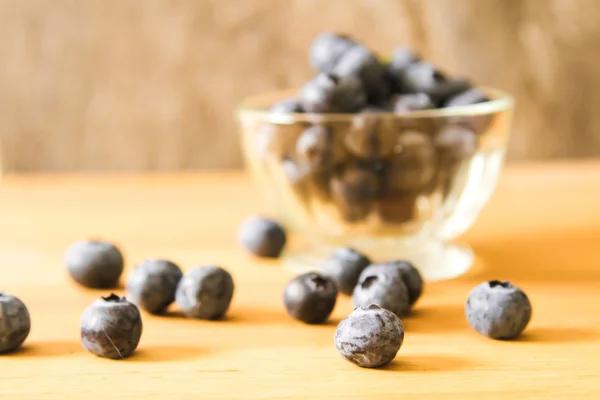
[283,272,337,324]
[80,294,142,359]
[65,240,124,289]
[466,280,532,340]
[321,247,371,295]
[238,216,287,258]
[335,304,404,368]
[0,293,31,353]
[126,259,183,314]
[176,266,235,320]
[353,263,411,317]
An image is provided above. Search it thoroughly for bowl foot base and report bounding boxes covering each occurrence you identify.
[282,239,473,282]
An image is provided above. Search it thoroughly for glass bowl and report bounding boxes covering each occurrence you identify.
[237,88,514,281]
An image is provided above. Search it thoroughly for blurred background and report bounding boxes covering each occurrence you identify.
[1,0,599,172]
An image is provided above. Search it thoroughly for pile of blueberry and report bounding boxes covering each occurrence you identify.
[258,32,493,225]
[0,217,531,366]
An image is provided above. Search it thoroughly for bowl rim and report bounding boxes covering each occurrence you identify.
[236,86,514,124]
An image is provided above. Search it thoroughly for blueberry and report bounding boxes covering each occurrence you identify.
[330,165,379,223]
[126,259,183,314]
[80,294,142,359]
[427,79,471,105]
[175,266,234,320]
[309,32,357,72]
[321,247,372,295]
[283,272,337,324]
[444,87,488,107]
[238,216,287,258]
[380,260,423,305]
[353,263,411,317]
[65,240,124,289]
[388,46,419,74]
[0,293,31,353]
[435,124,478,164]
[296,125,329,170]
[466,280,532,340]
[392,93,435,114]
[386,47,419,93]
[385,130,437,192]
[333,45,388,105]
[398,61,444,94]
[335,304,404,368]
[270,98,304,113]
[376,193,418,224]
[300,73,367,113]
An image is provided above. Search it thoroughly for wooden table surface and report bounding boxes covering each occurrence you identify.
[0,162,599,399]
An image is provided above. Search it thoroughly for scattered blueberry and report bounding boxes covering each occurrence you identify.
[445,87,488,107]
[270,98,304,113]
[80,294,142,359]
[0,293,31,353]
[283,272,337,324]
[238,216,287,258]
[126,259,183,314]
[466,280,532,340]
[176,266,234,320]
[353,263,411,317]
[381,260,424,305]
[300,73,367,113]
[321,247,372,295]
[310,32,357,72]
[335,304,404,368]
[65,240,124,289]
[392,93,435,114]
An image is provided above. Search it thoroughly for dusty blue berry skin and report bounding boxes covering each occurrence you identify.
[65,240,124,289]
[283,272,338,324]
[466,280,532,340]
[238,216,287,258]
[300,73,367,113]
[126,259,183,314]
[80,294,142,359]
[335,304,404,368]
[382,261,424,305]
[0,293,31,353]
[321,247,371,295]
[353,263,411,317]
[176,266,234,320]
[309,32,357,72]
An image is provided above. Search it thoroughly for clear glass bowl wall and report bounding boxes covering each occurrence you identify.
[238,88,513,280]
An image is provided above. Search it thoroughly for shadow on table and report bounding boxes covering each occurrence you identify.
[11,340,83,357]
[380,355,473,372]
[516,327,598,344]
[467,232,600,282]
[403,304,467,333]
[127,345,208,362]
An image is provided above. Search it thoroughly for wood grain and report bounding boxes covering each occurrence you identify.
[0,162,599,398]
[1,0,600,171]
